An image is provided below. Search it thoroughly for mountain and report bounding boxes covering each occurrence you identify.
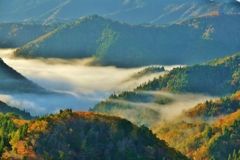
[151,94,240,160]
[0,58,46,93]
[0,22,57,48]
[14,14,240,67]
[0,110,188,160]
[0,101,32,119]
[1,0,240,25]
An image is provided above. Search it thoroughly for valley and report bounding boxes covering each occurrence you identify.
[0,0,240,159]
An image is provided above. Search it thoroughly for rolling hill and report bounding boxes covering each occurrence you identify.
[1,0,240,25]
[0,110,188,160]
[14,14,240,67]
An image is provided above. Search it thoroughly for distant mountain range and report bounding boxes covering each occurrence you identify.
[0,58,46,93]
[1,0,240,24]
[13,13,240,67]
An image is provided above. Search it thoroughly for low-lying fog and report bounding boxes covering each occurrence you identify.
[0,49,218,117]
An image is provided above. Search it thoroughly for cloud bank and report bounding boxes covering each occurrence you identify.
[0,49,182,116]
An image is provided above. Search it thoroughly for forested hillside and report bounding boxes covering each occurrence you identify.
[136,52,240,95]
[91,53,240,126]
[0,110,187,160]
[184,91,240,119]
[151,92,240,159]
[0,23,57,48]
[14,14,240,67]
[1,0,240,24]
[0,58,46,93]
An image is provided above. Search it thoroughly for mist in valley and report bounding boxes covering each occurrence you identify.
[0,48,182,116]
[0,49,219,122]
[99,91,219,126]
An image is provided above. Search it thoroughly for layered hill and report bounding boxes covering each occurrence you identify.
[0,58,46,93]
[14,14,240,67]
[91,52,240,125]
[0,110,187,160]
[0,22,57,48]
[1,0,240,24]
[151,92,240,159]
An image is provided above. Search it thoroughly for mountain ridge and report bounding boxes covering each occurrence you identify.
[13,14,240,67]
[1,0,240,25]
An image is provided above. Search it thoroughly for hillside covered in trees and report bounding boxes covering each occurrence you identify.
[14,13,240,67]
[91,52,240,126]
[0,110,187,160]
[151,91,240,159]
[1,0,240,25]
[136,52,240,95]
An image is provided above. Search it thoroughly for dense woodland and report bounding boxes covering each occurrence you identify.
[136,53,240,95]
[13,14,240,67]
[151,93,240,159]
[0,110,187,160]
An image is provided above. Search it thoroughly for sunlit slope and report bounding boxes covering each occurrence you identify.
[14,14,240,67]
[1,0,240,24]
[184,91,240,119]
[151,94,240,160]
[1,110,188,160]
[0,22,57,48]
[0,58,46,93]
